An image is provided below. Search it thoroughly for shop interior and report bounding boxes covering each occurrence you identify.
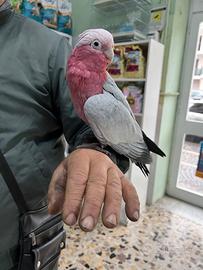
[6,0,203,269]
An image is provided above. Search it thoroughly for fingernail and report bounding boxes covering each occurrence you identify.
[106,214,117,226]
[133,211,139,221]
[81,216,94,231]
[65,213,77,226]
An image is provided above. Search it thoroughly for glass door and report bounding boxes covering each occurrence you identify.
[167,9,203,208]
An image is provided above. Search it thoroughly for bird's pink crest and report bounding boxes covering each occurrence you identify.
[76,28,114,49]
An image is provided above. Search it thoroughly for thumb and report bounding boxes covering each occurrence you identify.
[48,159,67,215]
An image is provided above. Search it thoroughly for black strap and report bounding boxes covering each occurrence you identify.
[0,150,28,214]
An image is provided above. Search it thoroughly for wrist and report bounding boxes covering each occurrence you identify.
[75,143,130,174]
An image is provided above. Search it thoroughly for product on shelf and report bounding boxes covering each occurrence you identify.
[122,85,143,114]
[108,46,124,78]
[57,0,72,35]
[123,45,145,78]
[41,0,57,29]
[11,0,22,12]
[21,0,42,22]
[20,0,72,35]
[196,141,203,179]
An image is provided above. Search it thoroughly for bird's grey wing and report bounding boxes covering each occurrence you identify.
[84,92,151,163]
[103,73,135,119]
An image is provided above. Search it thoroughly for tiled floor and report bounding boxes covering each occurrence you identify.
[58,197,203,270]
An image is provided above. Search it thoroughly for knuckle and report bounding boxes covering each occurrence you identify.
[108,194,122,209]
[63,197,82,213]
[93,152,112,165]
[108,177,121,189]
[68,197,82,205]
[68,172,87,185]
[65,189,83,204]
[55,182,65,193]
[84,198,101,212]
[112,189,122,202]
[120,174,129,183]
[51,171,66,193]
[86,185,105,199]
[88,176,106,188]
[129,183,138,196]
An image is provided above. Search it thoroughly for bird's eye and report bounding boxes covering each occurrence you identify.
[91,40,102,49]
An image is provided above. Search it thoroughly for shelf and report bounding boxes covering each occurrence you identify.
[134,113,143,117]
[197,51,203,57]
[93,0,151,41]
[193,75,203,80]
[114,39,149,47]
[114,78,146,82]
[94,0,151,11]
[113,30,147,42]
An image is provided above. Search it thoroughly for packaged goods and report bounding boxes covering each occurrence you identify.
[108,46,124,78]
[123,45,145,78]
[21,0,42,22]
[57,0,72,35]
[196,142,203,179]
[122,85,143,114]
[41,0,57,29]
[11,0,22,13]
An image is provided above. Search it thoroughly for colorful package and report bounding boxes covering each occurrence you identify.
[41,0,57,29]
[122,85,143,114]
[196,141,203,179]
[21,0,42,22]
[57,0,72,35]
[11,0,22,13]
[123,45,145,78]
[108,46,124,78]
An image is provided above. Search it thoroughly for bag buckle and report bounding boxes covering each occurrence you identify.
[29,232,37,246]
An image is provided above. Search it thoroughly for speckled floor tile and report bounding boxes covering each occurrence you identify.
[58,202,203,270]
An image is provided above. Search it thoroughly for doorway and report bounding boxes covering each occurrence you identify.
[167,1,203,208]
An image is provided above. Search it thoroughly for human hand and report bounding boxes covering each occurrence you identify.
[48,149,140,231]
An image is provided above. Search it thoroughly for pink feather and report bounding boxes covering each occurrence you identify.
[67,45,108,122]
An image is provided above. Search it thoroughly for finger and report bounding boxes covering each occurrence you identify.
[63,152,90,226]
[48,160,67,215]
[102,167,122,228]
[79,161,108,232]
[121,175,140,221]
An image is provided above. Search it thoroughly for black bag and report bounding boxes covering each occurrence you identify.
[0,150,66,270]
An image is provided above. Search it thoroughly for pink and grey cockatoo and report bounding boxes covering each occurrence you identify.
[67,29,165,176]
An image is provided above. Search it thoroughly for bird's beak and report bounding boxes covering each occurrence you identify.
[104,48,114,63]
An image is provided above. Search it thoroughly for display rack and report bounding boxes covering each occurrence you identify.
[111,39,164,210]
[93,0,152,41]
[113,30,146,42]
[94,0,151,12]
[114,78,146,82]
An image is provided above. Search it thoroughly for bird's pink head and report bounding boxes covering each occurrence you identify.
[74,28,114,65]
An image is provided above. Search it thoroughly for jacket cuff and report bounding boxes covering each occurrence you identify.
[75,143,130,174]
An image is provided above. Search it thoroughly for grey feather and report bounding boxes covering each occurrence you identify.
[84,80,152,164]
[104,73,135,118]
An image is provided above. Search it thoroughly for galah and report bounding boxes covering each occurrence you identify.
[67,29,165,176]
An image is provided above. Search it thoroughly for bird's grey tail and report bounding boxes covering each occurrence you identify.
[136,162,150,177]
[142,132,166,157]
